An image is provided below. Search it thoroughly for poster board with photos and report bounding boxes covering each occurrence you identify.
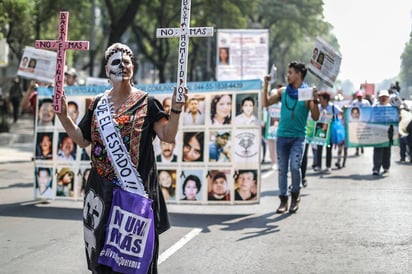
[344,106,399,148]
[216,29,269,81]
[306,111,332,146]
[264,103,280,140]
[33,80,262,205]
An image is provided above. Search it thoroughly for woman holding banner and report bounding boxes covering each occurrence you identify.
[372,90,392,175]
[55,43,186,273]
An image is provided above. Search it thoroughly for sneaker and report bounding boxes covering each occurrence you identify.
[272,164,278,170]
[400,159,405,163]
[323,168,331,174]
[313,166,320,172]
[335,162,341,169]
[383,169,389,174]
[372,170,379,175]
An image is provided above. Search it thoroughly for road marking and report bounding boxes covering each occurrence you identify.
[158,228,202,265]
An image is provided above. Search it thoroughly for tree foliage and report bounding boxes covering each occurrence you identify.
[400,32,412,92]
[252,0,338,83]
[1,0,92,66]
[1,0,341,84]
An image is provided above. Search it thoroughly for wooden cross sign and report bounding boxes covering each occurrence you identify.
[35,11,89,113]
[156,0,213,102]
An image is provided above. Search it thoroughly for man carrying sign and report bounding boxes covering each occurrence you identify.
[262,61,319,214]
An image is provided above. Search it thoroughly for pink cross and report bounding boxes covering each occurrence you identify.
[35,11,89,113]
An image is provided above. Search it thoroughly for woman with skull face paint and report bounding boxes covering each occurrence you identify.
[55,43,187,273]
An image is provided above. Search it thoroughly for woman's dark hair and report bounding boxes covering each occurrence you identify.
[182,175,201,194]
[288,61,307,80]
[39,98,53,108]
[82,168,91,185]
[235,169,257,181]
[210,94,232,124]
[36,133,52,157]
[318,91,331,102]
[183,132,204,161]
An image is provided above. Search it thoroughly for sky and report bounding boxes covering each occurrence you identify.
[322,0,411,88]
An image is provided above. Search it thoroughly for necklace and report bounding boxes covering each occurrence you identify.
[284,93,298,119]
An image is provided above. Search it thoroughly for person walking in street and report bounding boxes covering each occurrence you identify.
[398,104,412,163]
[351,90,370,156]
[262,61,319,214]
[9,78,23,123]
[314,90,342,173]
[372,90,393,175]
[55,43,186,273]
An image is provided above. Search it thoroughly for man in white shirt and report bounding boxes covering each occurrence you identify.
[183,97,205,125]
[156,141,178,162]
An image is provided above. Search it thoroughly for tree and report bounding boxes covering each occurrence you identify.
[251,0,338,83]
[129,0,253,83]
[400,32,412,97]
[98,0,145,77]
[0,0,92,67]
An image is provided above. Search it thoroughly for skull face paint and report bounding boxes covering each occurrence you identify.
[105,51,133,83]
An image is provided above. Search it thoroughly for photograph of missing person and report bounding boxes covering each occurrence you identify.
[37,98,55,128]
[57,132,77,161]
[218,47,230,65]
[210,94,232,125]
[234,94,258,125]
[314,122,329,139]
[35,132,53,160]
[180,169,203,201]
[209,130,231,162]
[207,169,231,202]
[234,169,258,201]
[56,166,75,197]
[35,166,53,199]
[182,132,204,162]
[155,138,178,163]
[183,96,206,126]
[158,169,176,201]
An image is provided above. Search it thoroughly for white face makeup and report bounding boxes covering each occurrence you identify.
[105,51,133,83]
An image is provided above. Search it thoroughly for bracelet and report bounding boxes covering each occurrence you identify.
[170,108,182,114]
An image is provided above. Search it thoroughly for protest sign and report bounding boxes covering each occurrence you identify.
[33,80,262,205]
[17,46,57,83]
[308,37,342,87]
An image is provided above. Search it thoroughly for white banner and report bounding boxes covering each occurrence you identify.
[216,29,269,81]
[0,39,9,67]
[33,80,263,205]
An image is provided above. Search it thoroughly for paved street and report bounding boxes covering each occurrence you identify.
[1,115,412,273]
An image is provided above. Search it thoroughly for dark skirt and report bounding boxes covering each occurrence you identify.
[83,168,166,274]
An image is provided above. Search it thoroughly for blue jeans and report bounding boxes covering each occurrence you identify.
[276,136,305,196]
